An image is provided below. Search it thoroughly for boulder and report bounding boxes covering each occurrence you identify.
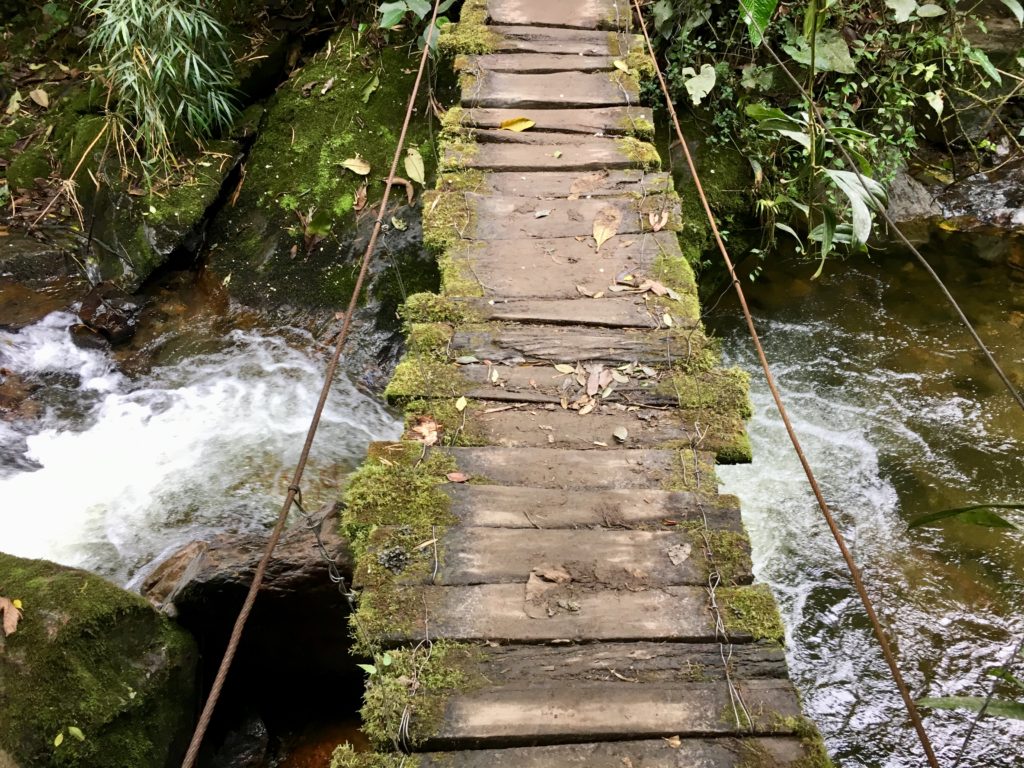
[77,281,142,344]
[0,553,197,768]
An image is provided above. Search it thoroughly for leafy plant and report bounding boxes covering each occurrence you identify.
[920,651,1024,722]
[377,0,456,51]
[908,502,1023,529]
[83,0,237,168]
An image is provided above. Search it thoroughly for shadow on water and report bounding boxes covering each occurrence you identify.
[706,231,1024,767]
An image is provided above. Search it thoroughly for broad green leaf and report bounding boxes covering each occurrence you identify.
[357,663,378,675]
[822,168,886,246]
[740,0,779,46]
[908,503,1023,529]
[919,696,1024,721]
[455,396,468,412]
[1000,0,1024,25]
[915,3,947,17]
[405,0,432,19]
[54,732,64,747]
[969,48,1002,84]
[681,64,717,106]
[783,30,856,74]
[775,222,805,250]
[925,90,944,118]
[987,667,1024,692]
[362,74,380,104]
[379,1,408,29]
[652,0,674,32]
[68,727,85,742]
[404,147,426,185]
[381,652,394,666]
[746,103,797,123]
[885,0,918,23]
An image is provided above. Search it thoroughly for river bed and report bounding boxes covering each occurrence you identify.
[709,232,1024,767]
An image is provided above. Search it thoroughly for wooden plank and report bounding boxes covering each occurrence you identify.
[450,400,746,457]
[471,296,671,328]
[417,737,815,767]
[489,26,638,56]
[380,583,719,644]
[446,485,742,530]
[487,0,629,30]
[424,680,801,747]
[463,194,678,241]
[463,107,654,136]
[448,139,643,172]
[464,71,635,109]
[432,527,714,585]
[451,324,708,365]
[447,233,682,299]
[448,446,716,490]
[463,53,616,73]
[457,168,669,197]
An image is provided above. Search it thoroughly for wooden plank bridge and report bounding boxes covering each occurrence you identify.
[335,1,829,765]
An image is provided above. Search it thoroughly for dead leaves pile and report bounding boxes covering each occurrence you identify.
[0,596,23,637]
[552,360,658,416]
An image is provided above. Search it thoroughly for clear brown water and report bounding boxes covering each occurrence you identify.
[709,232,1024,767]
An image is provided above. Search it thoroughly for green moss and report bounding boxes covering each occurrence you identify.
[6,144,51,190]
[400,292,479,325]
[610,68,642,100]
[407,322,454,356]
[438,0,497,55]
[403,398,489,447]
[659,368,750,415]
[384,355,462,404]
[617,136,661,171]
[438,168,488,193]
[0,554,196,767]
[330,744,414,768]
[361,642,485,748]
[423,189,475,252]
[717,585,786,644]
[438,245,484,297]
[621,113,656,140]
[662,449,719,492]
[738,717,835,768]
[682,522,753,587]
[714,432,753,464]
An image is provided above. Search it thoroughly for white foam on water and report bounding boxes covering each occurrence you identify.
[0,313,401,583]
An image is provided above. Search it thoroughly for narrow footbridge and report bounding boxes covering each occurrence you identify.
[337,1,827,765]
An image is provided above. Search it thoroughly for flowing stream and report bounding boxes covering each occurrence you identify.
[0,304,401,586]
[709,233,1024,767]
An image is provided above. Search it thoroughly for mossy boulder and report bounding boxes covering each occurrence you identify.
[0,553,197,768]
[204,29,439,316]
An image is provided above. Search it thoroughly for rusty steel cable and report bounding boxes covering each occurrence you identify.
[178,2,445,764]
[630,2,942,766]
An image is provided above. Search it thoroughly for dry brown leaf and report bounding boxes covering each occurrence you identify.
[568,170,609,200]
[446,472,469,483]
[29,88,49,108]
[353,182,368,212]
[341,156,371,175]
[663,735,682,749]
[649,210,669,232]
[576,284,594,297]
[593,206,621,252]
[586,368,602,396]
[579,402,595,415]
[409,415,439,446]
[0,596,22,637]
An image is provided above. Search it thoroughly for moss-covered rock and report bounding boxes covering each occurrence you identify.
[0,553,197,768]
[6,144,51,191]
[204,29,438,314]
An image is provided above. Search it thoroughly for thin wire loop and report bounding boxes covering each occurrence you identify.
[179,2,445,763]
[629,2,941,766]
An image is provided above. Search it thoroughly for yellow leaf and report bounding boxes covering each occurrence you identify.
[29,88,49,108]
[340,156,371,175]
[68,727,85,742]
[663,313,674,327]
[499,117,535,132]
[404,148,425,186]
[455,395,468,412]
[54,733,64,747]
[554,364,575,374]
[592,206,622,252]
[613,59,630,73]
[12,599,22,609]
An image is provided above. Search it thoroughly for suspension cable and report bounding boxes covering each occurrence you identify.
[629,2,942,766]
[178,2,445,763]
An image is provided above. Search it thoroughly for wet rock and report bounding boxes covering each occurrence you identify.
[209,714,269,768]
[77,281,142,344]
[885,168,941,243]
[0,553,197,768]
[0,233,86,294]
[0,370,40,422]
[68,322,110,350]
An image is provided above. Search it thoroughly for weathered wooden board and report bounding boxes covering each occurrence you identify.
[487,0,630,30]
[489,25,638,56]
[445,484,742,530]
[447,139,646,172]
[456,168,669,197]
[470,296,671,328]
[416,737,814,767]
[463,107,655,136]
[447,446,717,490]
[446,233,683,299]
[451,324,708,365]
[463,53,615,73]
[463,71,636,109]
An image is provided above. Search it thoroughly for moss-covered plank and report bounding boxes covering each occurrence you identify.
[461,53,616,73]
[445,484,744,530]
[486,0,630,31]
[486,25,639,56]
[444,137,657,172]
[451,167,667,195]
[463,71,637,109]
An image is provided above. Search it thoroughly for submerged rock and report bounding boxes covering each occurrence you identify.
[77,281,142,344]
[0,553,197,768]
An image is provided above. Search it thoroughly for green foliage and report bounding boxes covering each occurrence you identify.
[645,0,1020,272]
[83,0,237,167]
[377,0,456,51]
[908,502,1023,529]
